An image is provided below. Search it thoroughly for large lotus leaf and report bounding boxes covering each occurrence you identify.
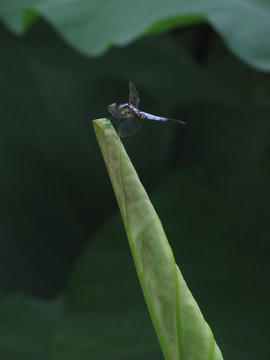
[51,215,164,360]
[0,0,270,70]
[0,294,62,360]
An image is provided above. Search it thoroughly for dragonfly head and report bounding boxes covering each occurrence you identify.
[108,103,118,117]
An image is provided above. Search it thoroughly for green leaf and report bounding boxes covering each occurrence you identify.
[1,0,270,70]
[144,14,207,36]
[92,119,223,360]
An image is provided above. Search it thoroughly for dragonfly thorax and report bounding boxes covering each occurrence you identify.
[109,102,140,119]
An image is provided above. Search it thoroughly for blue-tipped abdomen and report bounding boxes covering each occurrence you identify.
[140,111,185,125]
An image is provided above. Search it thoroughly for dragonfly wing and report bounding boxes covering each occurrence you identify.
[111,115,143,137]
[129,81,140,108]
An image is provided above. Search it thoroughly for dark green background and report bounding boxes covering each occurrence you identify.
[0,2,269,359]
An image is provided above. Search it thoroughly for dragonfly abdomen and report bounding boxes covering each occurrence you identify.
[140,111,167,122]
[140,111,185,125]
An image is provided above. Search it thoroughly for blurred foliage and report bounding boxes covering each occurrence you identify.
[1,0,270,70]
[0,0,270,359]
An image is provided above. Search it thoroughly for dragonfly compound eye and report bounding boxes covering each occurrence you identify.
[108,103,118,115]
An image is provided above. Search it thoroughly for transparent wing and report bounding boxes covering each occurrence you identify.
[111,115,144,138]
[129,81,140,108]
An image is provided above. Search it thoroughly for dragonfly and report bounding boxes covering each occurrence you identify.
[108,81,185,137]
